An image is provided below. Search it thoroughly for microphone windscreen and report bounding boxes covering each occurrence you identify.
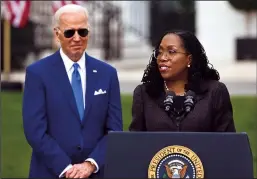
[185,90,195,97]
[166,91,176,97]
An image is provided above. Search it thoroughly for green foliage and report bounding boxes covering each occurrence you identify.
[228,0,257,12]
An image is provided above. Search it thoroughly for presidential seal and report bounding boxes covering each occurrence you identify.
[148,145,204,178]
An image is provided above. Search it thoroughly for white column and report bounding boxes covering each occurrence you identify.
[196,1,256,66]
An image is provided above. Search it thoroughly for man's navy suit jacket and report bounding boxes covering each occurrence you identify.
[22,50,123,178]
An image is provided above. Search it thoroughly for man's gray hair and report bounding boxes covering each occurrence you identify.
[53,4,89,27]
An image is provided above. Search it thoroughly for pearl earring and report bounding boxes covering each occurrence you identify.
[187,64,190,67]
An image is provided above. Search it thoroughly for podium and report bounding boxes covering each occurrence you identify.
[104,132,253,178]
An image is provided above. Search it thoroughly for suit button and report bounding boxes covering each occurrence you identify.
[81,125,84,129]
[77,146,82,150]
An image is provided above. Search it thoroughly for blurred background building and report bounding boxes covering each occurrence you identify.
[1,0,256,94]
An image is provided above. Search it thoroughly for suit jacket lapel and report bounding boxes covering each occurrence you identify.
[83,53,96,121]
[51,50,81,122]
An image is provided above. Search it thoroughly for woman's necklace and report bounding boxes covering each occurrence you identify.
[164,81,186,96]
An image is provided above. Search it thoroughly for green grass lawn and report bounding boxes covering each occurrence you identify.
[1,92,257,177]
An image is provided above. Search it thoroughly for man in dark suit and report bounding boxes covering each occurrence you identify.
[22,4,123,178]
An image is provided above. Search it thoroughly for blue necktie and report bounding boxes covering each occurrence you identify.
[71,63,84,121]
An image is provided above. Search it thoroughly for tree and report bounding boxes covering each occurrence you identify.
[228,0,257,36]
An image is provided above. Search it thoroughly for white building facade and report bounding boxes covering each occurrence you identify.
[114,1,257,66]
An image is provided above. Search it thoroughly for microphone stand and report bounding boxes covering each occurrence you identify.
[170,112,187,132]
[175,114,186,132]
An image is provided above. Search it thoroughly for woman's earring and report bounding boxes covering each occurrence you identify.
[187,64,191,67]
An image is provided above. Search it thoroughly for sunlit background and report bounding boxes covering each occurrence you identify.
[1,1,256,178]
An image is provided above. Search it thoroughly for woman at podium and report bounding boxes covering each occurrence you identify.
[129,30,236,132]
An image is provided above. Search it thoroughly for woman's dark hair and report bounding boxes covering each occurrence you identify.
[141,29,220,98]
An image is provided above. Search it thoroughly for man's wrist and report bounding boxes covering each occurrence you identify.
[84,161,96,172]
[84,158,99,173]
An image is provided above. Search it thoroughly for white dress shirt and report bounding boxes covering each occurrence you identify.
[59,48,99,178]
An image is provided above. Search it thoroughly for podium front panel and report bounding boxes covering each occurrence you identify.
[104,132,253,178]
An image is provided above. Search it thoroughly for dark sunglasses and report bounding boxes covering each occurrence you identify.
[63,28,89,38]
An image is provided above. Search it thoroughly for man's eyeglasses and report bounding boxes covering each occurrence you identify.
[153,49,188,59]
[58,28,89,38]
